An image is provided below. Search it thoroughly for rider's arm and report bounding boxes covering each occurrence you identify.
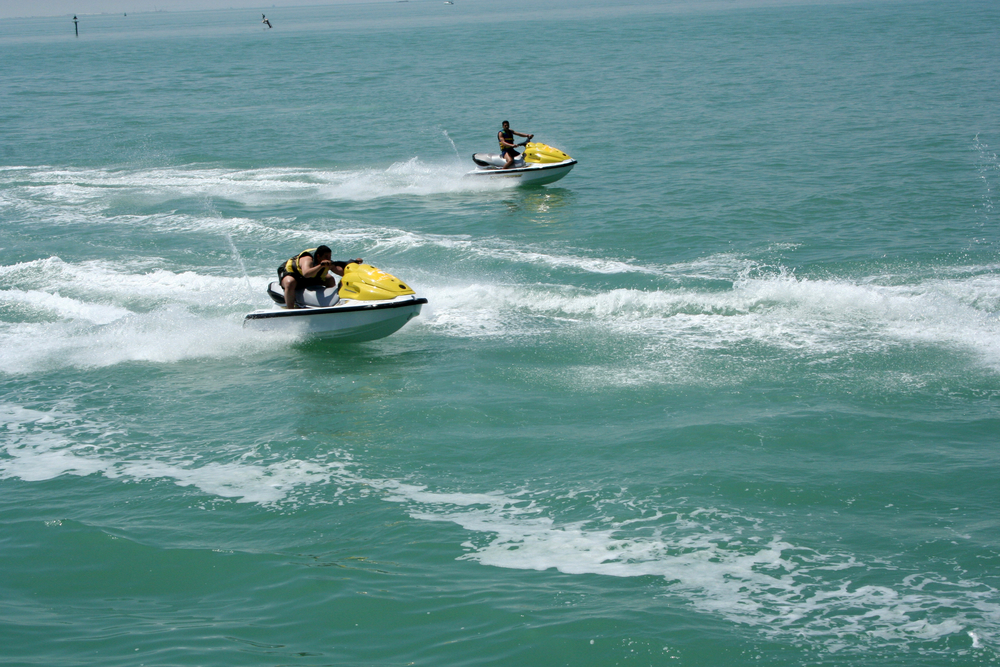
[298,255,331,278]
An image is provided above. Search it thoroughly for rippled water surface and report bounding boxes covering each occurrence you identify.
[2,1,1000,665]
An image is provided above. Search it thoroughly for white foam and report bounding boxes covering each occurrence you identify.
[2,400,997,653]
[0,161,509,209]
[0,288,131,324]
[974,134,997,222]
[3,249,999,379]
[0,258,298,374]
[0,313,289,375]
[414,269,1000,378]
[376,482,1000,653]
[0,404,106,481]
[373,232,658,276]
[0,402,346,504]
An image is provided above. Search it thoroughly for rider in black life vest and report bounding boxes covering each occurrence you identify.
[498,120,533,169]
[278,246,362,309]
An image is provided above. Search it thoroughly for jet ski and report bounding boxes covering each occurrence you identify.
[469,142,576,186]
[243,263,427,342]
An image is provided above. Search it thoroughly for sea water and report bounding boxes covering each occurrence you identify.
[1,0,999,665]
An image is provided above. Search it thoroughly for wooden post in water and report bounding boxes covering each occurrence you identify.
[73,15,78,36]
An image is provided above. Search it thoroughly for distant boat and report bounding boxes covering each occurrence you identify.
[444,1,454,4]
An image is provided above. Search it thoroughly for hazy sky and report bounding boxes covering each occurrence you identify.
[0,0,377,19]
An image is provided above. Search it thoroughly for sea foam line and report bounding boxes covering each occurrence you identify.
[2,401,995,654]
[973,134,997,222]
[0,259,296,374]
[0,403,343,503]
[0,160,507,206]
[419,271,1000,369]
[3,255,999,376]
[382,482,1000,654]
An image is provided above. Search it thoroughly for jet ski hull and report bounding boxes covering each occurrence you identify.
[469,153,576,186]
[244,282,426,342]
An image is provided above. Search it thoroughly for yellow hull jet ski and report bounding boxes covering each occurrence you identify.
[469,142,577,186]
[244,263,427,342]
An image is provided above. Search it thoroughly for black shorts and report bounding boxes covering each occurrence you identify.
[278,267,323,288]
[501,147,520,159]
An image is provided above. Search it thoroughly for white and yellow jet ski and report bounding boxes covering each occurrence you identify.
[469,142,576,186]
[244,263,427,342]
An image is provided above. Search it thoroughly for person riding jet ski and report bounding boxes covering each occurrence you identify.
[278,246,362,309]
[498,120,533,169]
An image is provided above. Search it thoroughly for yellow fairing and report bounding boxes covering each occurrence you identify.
[338,264,416,301]
[523,142,572,164]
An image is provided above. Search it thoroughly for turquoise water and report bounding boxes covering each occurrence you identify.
[2,0,1000,665]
